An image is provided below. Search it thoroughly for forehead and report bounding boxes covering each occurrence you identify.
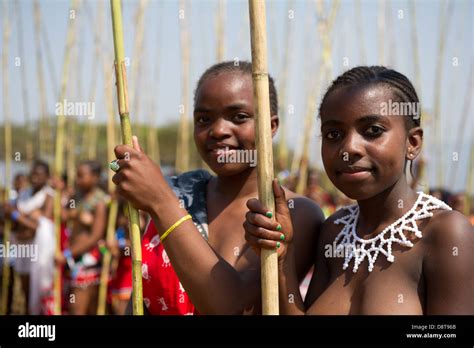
[321,84,400,122]
[195,72,253,108]
[77,165,90,174]
[32,166,47,175]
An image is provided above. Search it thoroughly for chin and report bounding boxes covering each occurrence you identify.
[328,174,377,202]
[337,185,377,201]
[206,160,252,177]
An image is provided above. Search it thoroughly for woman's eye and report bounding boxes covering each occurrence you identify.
[365,125,385,137]
[325,130,342,140]
[233,113,250,122]
[195,116,210,124]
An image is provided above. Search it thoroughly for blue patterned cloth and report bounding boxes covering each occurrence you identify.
[165,170,212,241]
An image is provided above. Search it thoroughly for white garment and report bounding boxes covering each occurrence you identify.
[29,217,55,315]
[17,185,54,214]
[10,185,54,273]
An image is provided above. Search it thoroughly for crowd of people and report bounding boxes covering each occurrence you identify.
[0,62,473,315]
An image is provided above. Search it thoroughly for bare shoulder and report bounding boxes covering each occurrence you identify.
[318,206,353,245]
[421,209,474,247]
[284,188,325,228]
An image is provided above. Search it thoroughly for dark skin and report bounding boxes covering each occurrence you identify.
[245,84,474,314]
[113,72,324,314]
[54,164,106,315]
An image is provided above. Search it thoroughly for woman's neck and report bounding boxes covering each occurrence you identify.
[356,176,418,237]
[210,167,259,201]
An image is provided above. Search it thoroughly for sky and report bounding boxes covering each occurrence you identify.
[0,0,473,191]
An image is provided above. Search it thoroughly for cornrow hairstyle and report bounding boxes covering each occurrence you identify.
[194,60,278,116]
[319,66,421,130]
[80,160,102,177]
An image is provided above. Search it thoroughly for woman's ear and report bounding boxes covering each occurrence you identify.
[271,115,279,138]
[406,127,423,160]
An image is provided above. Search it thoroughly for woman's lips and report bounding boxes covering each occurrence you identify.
[337,167,373,181]
[208,146,240,158]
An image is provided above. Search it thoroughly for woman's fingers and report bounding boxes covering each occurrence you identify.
[245,210,281,232]
[244,230,281,250]
[272,179,290,218]
[132,135,143,153]
[243,221,284,246]
[246,198,274,218]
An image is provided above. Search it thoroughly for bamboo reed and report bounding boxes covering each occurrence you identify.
[1,2,12,316]
[216,0,225,61]
[176,0,190,173]
[97,26,120,314]
[355,0,366,64]
[110,0,144,315]
[296,0,339,194]
[276,0,294,172]
[80,1,103,160]
[433,0,454,188]
[377,0,385,64]
[52,0,78,315]
[33,1,49,161]
[129,0,148,143]
[15,2,33,164]
[248,0,279,315]
[451,64,473,185]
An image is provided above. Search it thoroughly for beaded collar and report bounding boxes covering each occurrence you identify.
[333,192,452,273]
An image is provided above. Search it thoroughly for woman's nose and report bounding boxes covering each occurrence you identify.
[209,118,231,139]
[340,131,364,161]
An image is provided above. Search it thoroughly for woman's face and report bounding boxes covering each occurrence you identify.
[75,165,98,191]
[320,84,412,200]
[30,166,48,190]
[194,72,277,176]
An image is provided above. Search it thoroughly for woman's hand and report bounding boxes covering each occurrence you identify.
[243,179,294,263]
[112,136,172,213]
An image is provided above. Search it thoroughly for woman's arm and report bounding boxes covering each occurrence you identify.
[112,138,262,314]
[244,180,309,315]
[423,210,474,314]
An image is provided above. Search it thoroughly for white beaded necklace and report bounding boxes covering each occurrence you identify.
[333,192,451,273]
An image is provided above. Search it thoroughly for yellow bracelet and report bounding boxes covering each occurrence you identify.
[160,214,192,242]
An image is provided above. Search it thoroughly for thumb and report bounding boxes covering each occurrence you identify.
[272,178,289,218]
[132,135,142,153]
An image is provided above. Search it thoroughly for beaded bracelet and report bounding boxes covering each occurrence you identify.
[160,214,192,242]
[63,248,75,270]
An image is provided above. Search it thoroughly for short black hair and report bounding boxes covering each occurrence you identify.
[320,66,421,130]
[80,160,102,177]
[32,159,50,177]
[194,60,278,116]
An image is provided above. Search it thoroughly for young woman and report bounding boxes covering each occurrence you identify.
[112,61,324,314]
[55,160,108,315]
[5,160,54,314]
[244,66,474,314]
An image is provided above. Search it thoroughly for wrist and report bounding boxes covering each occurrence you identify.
[149,191,183,223]
[278,243,295,269]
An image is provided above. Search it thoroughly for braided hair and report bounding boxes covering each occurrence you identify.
[194,61,278,116]
[319,66,421,130]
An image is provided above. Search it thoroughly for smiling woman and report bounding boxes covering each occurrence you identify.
[113,61,325,315]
